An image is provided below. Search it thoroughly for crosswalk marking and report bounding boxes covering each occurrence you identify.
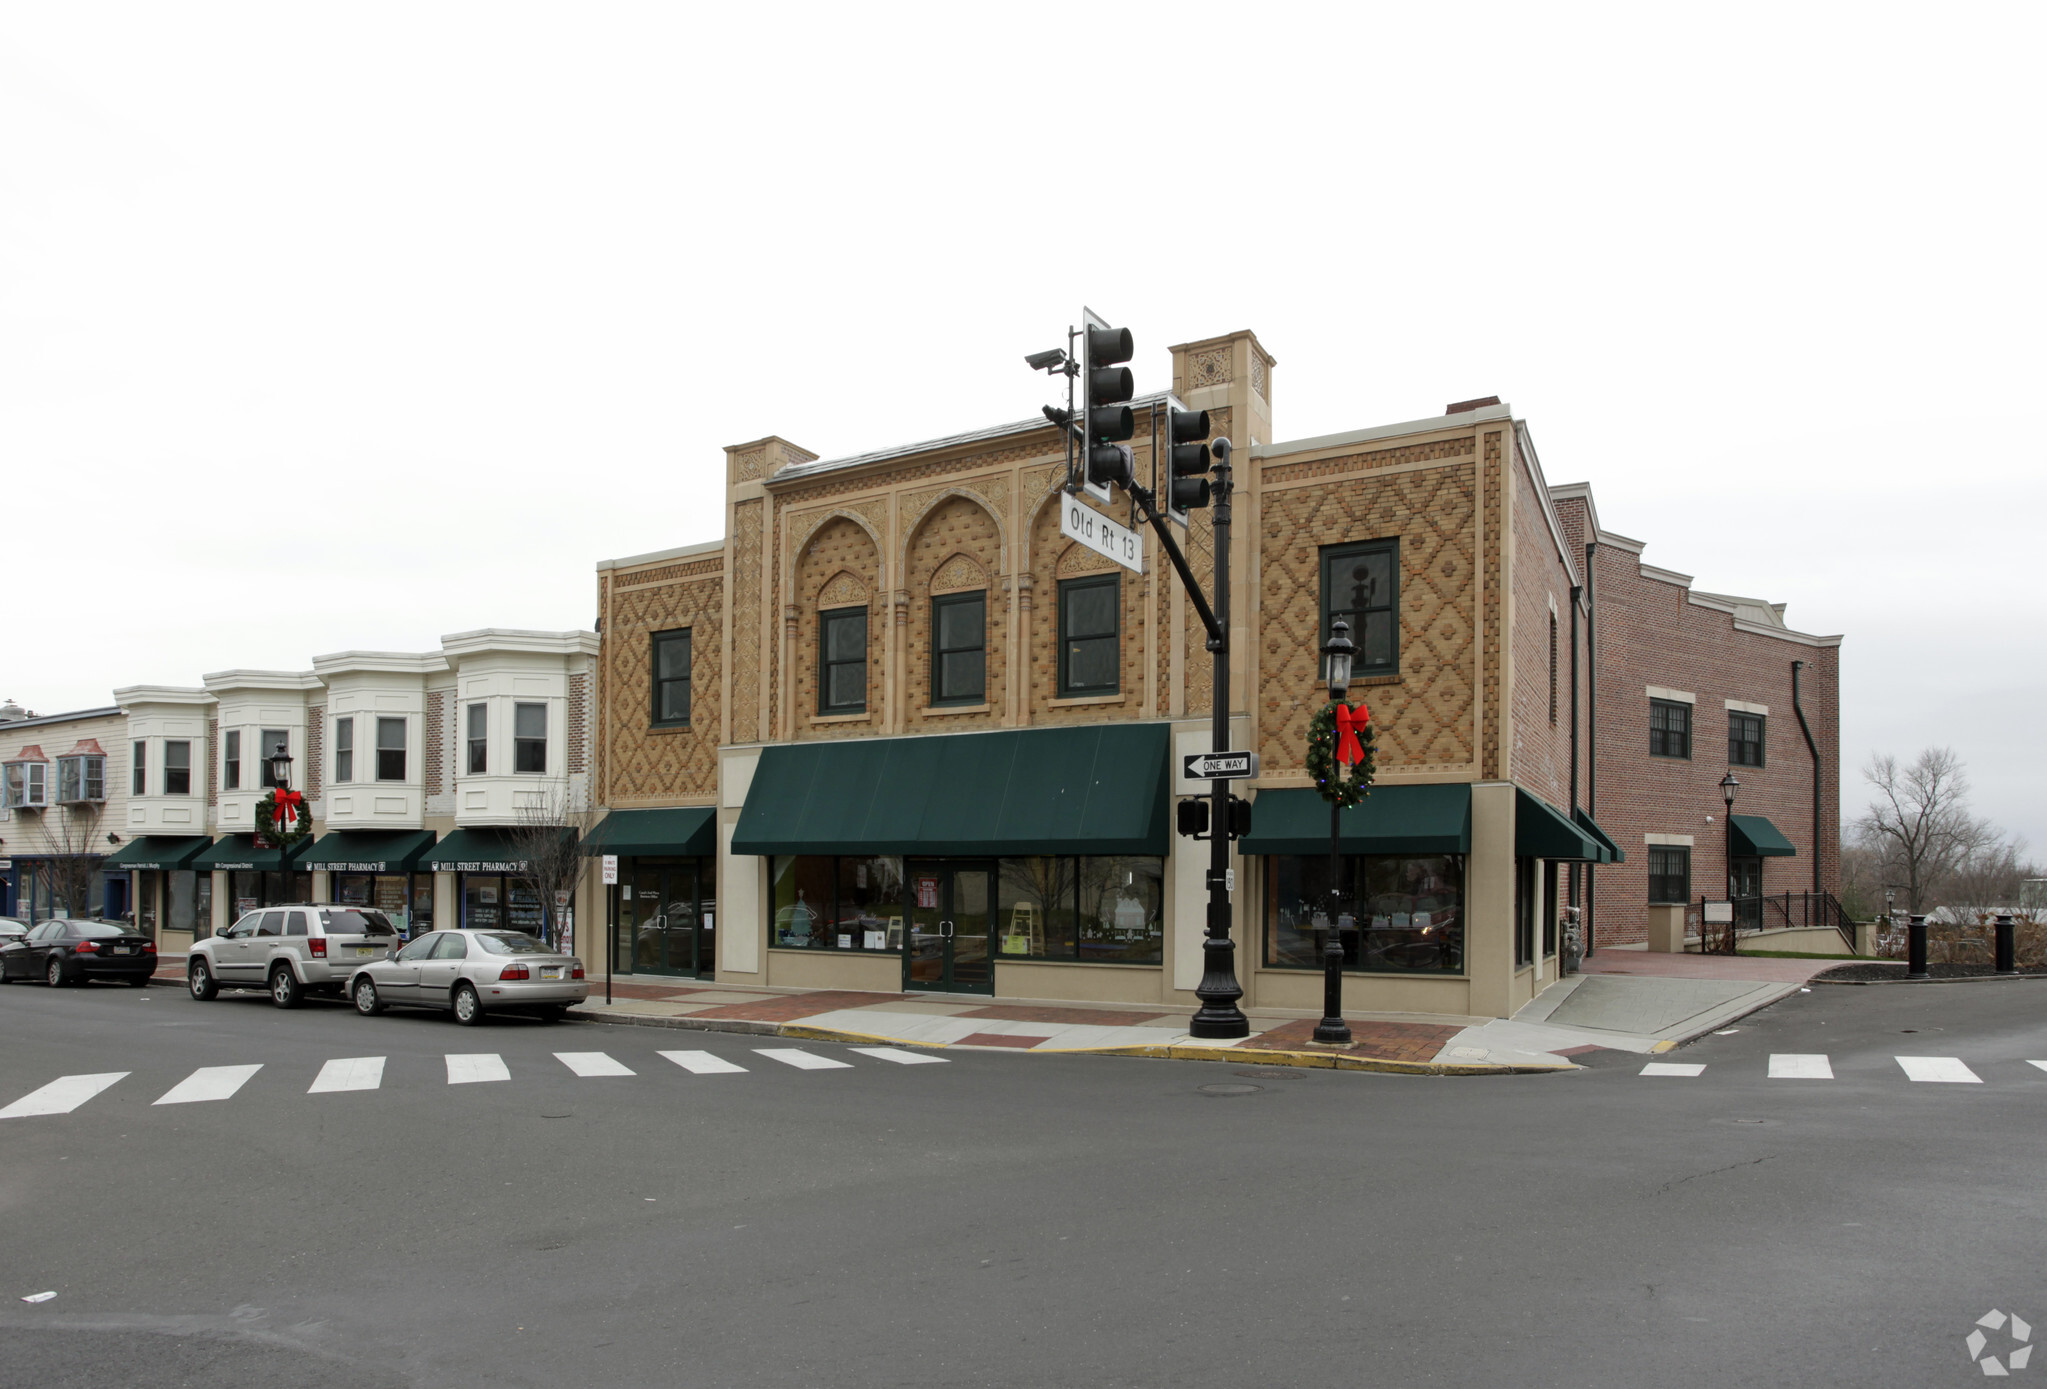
[155,1064,263,1105]
[556,1052,635,1078]
[309,1057,386,1093]
[1897,1056,1982,1084]
[446,1053,510,1085]
[755,1048,852,1071]
[1769,1054,1834,1080]
[659,1050,748,1075]
[850,1047,948,1066]
[2029,1062,2047,1075]
[0,1073,129,1119]
[1640,1062,1706,1077]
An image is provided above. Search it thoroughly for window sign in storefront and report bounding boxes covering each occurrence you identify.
[461,874,543,934]
[1265,853,1465,974]
[333,871,434,938]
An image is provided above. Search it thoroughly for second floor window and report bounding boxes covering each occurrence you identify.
[1729,712,1765,768]
[820,607,867,714]
[57,755,105,803]
[259,729,288,788]
[932,591,987,705]
[514,703,547,773]
[223,730,241,790]
[333,717,353,783]
[1648,846,1691,904]
[653,629,691,727]
[164,740,192,796]
[1058,574,1120,696]
[1650,699,1692,759]
[467,704,488,775]
[376,717,406,782]
[132,741,146,796]
[1321,539,1399,678]
[5,761,48,808]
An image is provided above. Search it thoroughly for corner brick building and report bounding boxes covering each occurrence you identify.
[583,328,1843,1020]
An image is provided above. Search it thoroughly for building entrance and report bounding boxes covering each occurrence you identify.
[903,861,994,995]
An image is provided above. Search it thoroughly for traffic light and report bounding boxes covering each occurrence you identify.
[1165,403,1211,525]
[1082,317,1135,502]
[1176,795,1252,840]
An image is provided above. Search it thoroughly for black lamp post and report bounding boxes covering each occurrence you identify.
[1718,771,1740,949]
[1313,619,1355,1045]
[266,743,294,799]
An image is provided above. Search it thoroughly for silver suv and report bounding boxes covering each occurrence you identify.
[187,905,402,1008]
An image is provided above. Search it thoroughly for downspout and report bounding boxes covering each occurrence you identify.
[1583,541,1598,953]
[1792,659,1822,894]
[1567,582,1582,908]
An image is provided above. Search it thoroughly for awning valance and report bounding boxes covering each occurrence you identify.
[1237,783,1472,857]
[104,835,211,871]
[298,830,439,874]
[192,834,312,872]
[1575,808,1625,864]
[579,807,716,859]
[419,827,573,874]
[731,723,1170,858]
[1515,789,1604,862]
[1730,814,1797,858]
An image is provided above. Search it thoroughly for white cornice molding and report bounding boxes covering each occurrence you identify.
[440,628,601,660]
[596,538,726,572]
[200,669,324,694]
[310,651,449,678]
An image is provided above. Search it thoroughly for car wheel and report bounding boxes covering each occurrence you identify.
[353,976,385,1016]
[269,965,304,1009]
[46,958,66,988]
[189,958,219,1000]
[451,982,484,1026]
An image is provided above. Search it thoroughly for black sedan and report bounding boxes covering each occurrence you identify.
[0,919,158,987]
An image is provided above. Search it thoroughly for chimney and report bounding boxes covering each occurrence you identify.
[1446,396,1501,415]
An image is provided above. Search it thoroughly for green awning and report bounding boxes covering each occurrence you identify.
[298,830,439,874]
[104,835,211,871]
[1575,808,1625,864]
[1516,789,1603,861]
[1730,814,1797,857]
[580,807,716,858]
[191,834,312,872]
[732,723,1170,857]
[419,827,572,874]
[1238,783,1472,856]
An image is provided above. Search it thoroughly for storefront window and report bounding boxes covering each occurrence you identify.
[771,856,838,948]
[235,869,312,916]
[1077,857,1164,964]
[997,858,1077,959]
[461,874,543,934]
[832,856,904,951]
[168,870,200,933]
[334,872,428,937]
[1265,853,1465,975]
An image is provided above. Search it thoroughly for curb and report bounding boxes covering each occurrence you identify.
[1810,972,2047,988]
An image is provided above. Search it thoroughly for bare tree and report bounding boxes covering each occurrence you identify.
[508,780,594,953]
[28,800,109,919]
[1856,748,1998,913]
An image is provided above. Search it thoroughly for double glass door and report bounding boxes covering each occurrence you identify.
[1729,857,1763,931]
[626,858,714,979]
[904,861,994,994]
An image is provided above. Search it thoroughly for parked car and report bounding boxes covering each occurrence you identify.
[0,917,28,948]
[1,919,157,987]
[186,905,401,1008]
[347,929,587,1025]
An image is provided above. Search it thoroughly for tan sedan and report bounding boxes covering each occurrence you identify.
[347,929,588,1025]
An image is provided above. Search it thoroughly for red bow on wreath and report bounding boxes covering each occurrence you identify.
[1334,703,1370,767]
[272,789,306,828]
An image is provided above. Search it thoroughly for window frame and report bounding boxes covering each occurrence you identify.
[1056,573,1121,698]
[513,702,548,774]
[333,716,353,784]
[1728,711,1766,768]
[375,717,407,783]
[4,760,49,809]
[1319,537,1400,680]
[466,703,488,776]
[1648,845,1692,904]
[258,729,289,789]
[132,741,146,797]
[819,606,869,715]
[56,755,105,804]
[163,739,192,796]
[223,730,241,791]
[1649,698,1692,760]
[930,590,988,707]
[651,628,692,729]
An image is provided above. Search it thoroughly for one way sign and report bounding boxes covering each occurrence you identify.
[1182,751,1260,781]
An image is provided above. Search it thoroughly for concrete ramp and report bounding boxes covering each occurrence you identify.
[1541,974,1787,1036]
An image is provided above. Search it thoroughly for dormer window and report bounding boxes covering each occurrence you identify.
[4,757,48,808]
[56,754,105,803]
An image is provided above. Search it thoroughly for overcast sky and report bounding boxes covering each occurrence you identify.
[3,4,2042,851]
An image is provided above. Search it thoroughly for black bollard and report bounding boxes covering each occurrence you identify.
[1995,913,2016,975]
[1907,913,1929,980]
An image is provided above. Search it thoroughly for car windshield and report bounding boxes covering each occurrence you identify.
[321,911,396,937]
[472,932,551,956]
[76,923,133,939]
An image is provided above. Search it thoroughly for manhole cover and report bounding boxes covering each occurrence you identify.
[1198,1083,1263,1096]
[1235,1069,1306,1080]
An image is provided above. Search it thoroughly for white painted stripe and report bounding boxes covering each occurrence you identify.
[1896,1056,1982,1084]
[154,1064,263,1105]
[445,1053,510,1085]
[754,1048,853,1071]
[0,1072,129,1119]
[658,1050,748,1075]
[850,1047,948,1065]
[2029,1061,2047,1075]
[1640,1063,1706,1077]
[556,1051,635,1077]
[1768,1053,1834,1079]
[309,1057,385,1093]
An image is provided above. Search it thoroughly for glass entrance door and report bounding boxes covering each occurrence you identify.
[903,862,995,995]
[625,858,714,979]
[1729,856,1763,932]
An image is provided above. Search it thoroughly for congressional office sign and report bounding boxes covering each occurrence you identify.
[1059,495,1144,575]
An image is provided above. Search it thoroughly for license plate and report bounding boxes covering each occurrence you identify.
[541,966,563,979]
[113,946,134,955]
[354,947,374,957]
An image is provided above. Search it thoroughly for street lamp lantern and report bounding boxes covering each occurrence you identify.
[1324,617,1354,699]
[1313,619,1357,1045]
[1719,770,1740,809]
[267,743,294,791]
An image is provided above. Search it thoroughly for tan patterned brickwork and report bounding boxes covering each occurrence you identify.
[1251,353,1269,402]
[1189,346,1232,388]
[1480,432,1503,780]
[905,495,1004,725]
[902,483,1005,559]
[793,516,883,737]
[617,558,722,589]
[730,499,763,744]
[605,571,723,803]
[306,708,323,800]
[1257,462,1479,774]
[205,718,218,804]
[567,672,589,778]
[790,505,884,563]
[1027,498,1149,723]
[423,694,445,794]
[775,435,1056,507]
[768,508,783,739]
[731,447,766,482]
[1260,435,1474,487]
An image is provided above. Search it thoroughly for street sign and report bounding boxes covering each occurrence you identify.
[1182,750,1260,780]
[1059,494,1144,575]
[601,855,618,885]
[1703,900,1733,924]
[554,891,571,909]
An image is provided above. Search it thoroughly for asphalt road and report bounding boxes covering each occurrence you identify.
[2,974,2044,1388]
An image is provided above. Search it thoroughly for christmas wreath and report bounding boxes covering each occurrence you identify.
[253,787,314,851]
[1307,700,1376,808]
